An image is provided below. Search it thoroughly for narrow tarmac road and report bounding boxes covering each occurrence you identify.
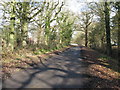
[3,46,91,88]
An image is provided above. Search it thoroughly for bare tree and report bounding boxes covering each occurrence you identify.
[79,11,93,47]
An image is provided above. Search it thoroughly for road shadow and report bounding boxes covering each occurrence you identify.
[2,46,119,89]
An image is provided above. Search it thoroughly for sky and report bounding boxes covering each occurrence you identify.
[0,0,95,14]
[64,0,86,14]
[0,0,86,14]
[47,0,92,14]
[0,0,117,28]
[0,0,89,27]
[0,0,116,17]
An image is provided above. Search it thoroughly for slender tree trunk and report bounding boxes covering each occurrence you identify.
[85,27,88,47]
[23,21,28,46]
[21,2,29,47]
[9,1,16,51]
[104,2,112,56]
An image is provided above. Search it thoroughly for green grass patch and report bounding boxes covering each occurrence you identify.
[98,54,119,73]
[98,55,112,62]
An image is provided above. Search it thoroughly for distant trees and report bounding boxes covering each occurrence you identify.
[1,0,119,58]
[113,2,120,52]
[111,2,120,60]
[75,1,119,57]
[88,2,106,49]
[78,11,93,47]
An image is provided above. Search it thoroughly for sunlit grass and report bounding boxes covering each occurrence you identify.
[98,54,119,73]
[98,55,112,61]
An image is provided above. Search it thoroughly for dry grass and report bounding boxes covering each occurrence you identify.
[81,46,120,88]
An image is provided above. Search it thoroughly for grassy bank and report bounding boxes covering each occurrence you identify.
[81,46,120,88]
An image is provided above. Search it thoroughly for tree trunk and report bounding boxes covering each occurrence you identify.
[117,3,120,52]
[104,2,112,56]
[85,27,88,47]
[9,2,16,51]
[117,3,120,63]
[21,2,29,47]
[23,21,28,46]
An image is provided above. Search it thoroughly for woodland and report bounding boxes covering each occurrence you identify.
[0,0,120,88]
[1,1,119,57]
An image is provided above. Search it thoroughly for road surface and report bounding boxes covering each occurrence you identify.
[3,46,91,88]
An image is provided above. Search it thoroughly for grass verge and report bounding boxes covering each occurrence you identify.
[81,46,120,88]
